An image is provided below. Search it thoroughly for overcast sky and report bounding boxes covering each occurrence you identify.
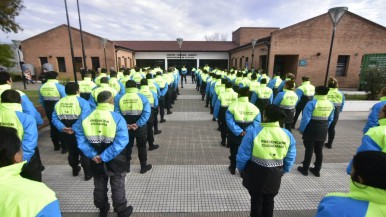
[1,0,385,43]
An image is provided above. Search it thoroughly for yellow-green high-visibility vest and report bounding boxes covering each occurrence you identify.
[120,76,131,86]
[249,80,260,93]
[119,88,143,116]
[132,73,143,84]
[95,73,107,86]
[327,88,343,107]
[79,77,96,94]
[311,95,334,120]
[298,81,315,97]
[91,83,117,100]
[228,96,260,124]
[280,89,298,109]
[216,84,226,97]
[147,79,158,94]
[139,86,155,107]
[0,84,26,104]
[251,121,290,167]
[40,79,60,101]
[260,74,270,83]
[273,76,282,88]
[82,103,116,144]
[109,77,122,93]
[255,84,273,99]
[54,95,81,120]
[154,76,167,89]
[0,103,24,139]
[219,88,238,107]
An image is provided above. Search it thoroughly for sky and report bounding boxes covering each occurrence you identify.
[1,0,386,43]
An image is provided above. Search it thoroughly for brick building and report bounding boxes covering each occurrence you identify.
[20,8,386,87]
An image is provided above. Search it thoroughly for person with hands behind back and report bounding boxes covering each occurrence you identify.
[237,104,296,217]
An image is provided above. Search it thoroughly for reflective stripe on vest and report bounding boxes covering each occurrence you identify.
[119,88,143,116]
[219,88,238,107]
[327,88,343,106]
[40,80,60,101]
[54,95,81,120]
[79,78,96,93]
[109,77,121,92]
[280,90,298,109]
[299,81,315,97]
[251,122,290,167]
[139,86,155,107]
[228,97,259,124]
[82,103,116,144]
[92,84,117,100]
[311,96,334,120]
[0,103,24,139]
[256,85,273,99]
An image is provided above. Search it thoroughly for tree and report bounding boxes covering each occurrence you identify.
[0,0,25,33]
[361,68,386,100]
[204,32,228,41]
[0,44,15,67]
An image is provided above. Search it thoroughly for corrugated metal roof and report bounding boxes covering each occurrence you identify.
[113,41,238,52]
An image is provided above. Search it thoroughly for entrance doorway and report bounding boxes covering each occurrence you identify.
[168,59,197,75]
[273,55,299,78]
[91,57,100,71]
[199,59,228,70]
[74,57,83,72]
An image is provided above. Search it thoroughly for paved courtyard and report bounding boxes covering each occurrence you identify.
[36,82,368,217]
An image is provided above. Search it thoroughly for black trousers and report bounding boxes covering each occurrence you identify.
[327,108,341,147]
[191,73,196,83]
[249,190,277,217]
[93,173,127,213]
[180,74,187,86]
[20,151,42,182]
[153,106,159,131]
[159,99,165,120]
[46,110,61,148]
[229,139,242,168]
[61,132,91,176]
[201,83,207,100]
[293,104,306,127]
[165,88,172,112]
[302,140,324,172]
[127,126,148,165]
[147,120,155,147]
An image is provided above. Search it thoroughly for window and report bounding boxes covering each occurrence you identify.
[245,57,249,68]
[336,55,350,76]
[239,58,242,69]
[235,58,237,68]
[57,57,66,72]
[39,57,48,66]
[74,57,83,72]
[117,57,121,69]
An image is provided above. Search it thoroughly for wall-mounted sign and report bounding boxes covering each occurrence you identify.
[166,53,198,59]
[299,59,307,66]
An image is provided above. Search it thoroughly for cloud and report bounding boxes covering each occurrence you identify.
[1,0,385,43]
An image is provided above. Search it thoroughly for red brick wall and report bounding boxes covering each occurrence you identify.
[230,43,268,70]
[232,28,279,46]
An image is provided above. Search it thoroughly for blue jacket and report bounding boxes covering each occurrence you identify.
[347,118,386,174]
[181,68,188,75]
[267,77,279,89]
[236,122,296,172]
[158,83,168,97]
[73,105,129,162]
[38,83,66,109]
[277,80,287,93]
[363,97,386,133]
[299,99,334,134]
[114,92,151,127]
[20,94,43,125]
[150,90,159,108]
[52,96,91,131]
[316,181,386,217]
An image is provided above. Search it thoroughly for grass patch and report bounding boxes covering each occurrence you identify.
[23,90,40,106]
[344,94,367,100]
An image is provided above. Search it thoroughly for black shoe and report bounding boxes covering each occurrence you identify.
[177,93,180,95]
[205,105,208,108]
[154,130,162,135]
[297,166,308,176]
[72,166,81,176]
[41,166,45,171]
[100,205,110,217]
[140,164,152,174]
[181,86,184,88]
[170,105,173,108]
[160,119,166,123]
[149,144,159,151]
[61,148,68,154]
[309,167,320,177]
[84,175,93,181]
[228,165,236,175]
[118,205,133,217]
[167,111,172,115]
[54,146,60,151]
[212,118,216,121]
[221,141,226,146]
[325,143,332,149]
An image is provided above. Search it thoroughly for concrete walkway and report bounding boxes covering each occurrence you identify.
[36,82,367,217]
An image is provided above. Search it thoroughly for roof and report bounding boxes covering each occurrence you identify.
[228,36,271,53]
[113,41,238,52]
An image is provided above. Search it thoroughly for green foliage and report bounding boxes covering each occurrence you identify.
[23,90,39,106]
[0,44,15,67]
[361,68,386,100]
[0,0,24,33]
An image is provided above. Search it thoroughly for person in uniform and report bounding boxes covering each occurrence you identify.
[316,151,386,217]
[73,91,133,217]
[268,71,282,98]
[251,78,273,119]
[180,65,187,88]
[39,71,66,151]
[277,73,295,93]
[94,68,108,86]
[325,77,345,149]
[89,77,118,109]
[293,77,315,128]
[108,70,125,96]
[78,70,97,100]
[116,80,153,174]
[298,86,334,177]
[191,67,196,84]
[154,72,169,123]
[214,80,238,146]
[0,126,61,216]
[52,82,92,180]
[363,87,386,133]
[139,79,160,151]
[226,87,261,174]
[237,104,296,217]
[146,74,162,135]
[273,81,298,132]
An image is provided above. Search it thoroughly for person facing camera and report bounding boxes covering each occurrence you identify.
[316,151,386,217]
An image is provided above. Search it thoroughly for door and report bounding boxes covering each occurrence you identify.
[91,57,100,71]
[74,57,83,72]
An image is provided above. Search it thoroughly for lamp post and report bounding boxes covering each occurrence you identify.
[251,39,257,70]
[102,38,108,70]
[324,7,348,86]
[76,0,87,71]
[12,40,26,90]
[64,0,77,82]
[176,38,183,88]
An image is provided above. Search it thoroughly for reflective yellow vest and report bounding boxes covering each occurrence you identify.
[79,77,96,94]
[109,77,122,93]
[54,95,81,120]
[119,88,143,116]
[249,80,260,93]
[95,73,107,86]
[228,97,260,124]
[255,84,273,99]
[219,88,238,107]
[280,90,298,109]
[139,86,155,107]
[312,95,334,120]
[40,79,60,101]
[0,103,24,139]
[327,88,343,106]
[298,81,315,97]
[154,75,167,88]
[91,84,117,100]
